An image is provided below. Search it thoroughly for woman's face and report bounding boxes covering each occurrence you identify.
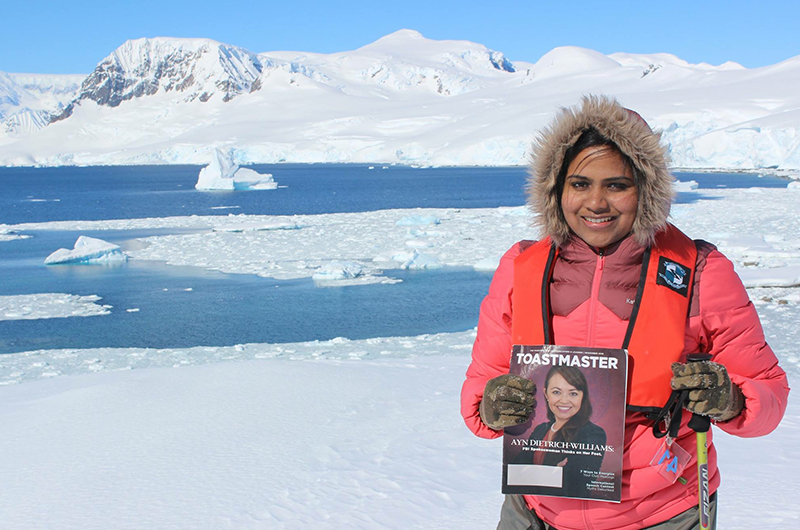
[561,145,638,249]
[545,373,584,423]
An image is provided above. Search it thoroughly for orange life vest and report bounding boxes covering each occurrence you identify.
[511,224,698,412]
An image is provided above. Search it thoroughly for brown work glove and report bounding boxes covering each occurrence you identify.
[479,374,536,430]
[670,360,745,422]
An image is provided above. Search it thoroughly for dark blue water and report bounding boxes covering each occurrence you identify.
[0,165,790,354]
[0,164,789,224]
[0,253,490,354]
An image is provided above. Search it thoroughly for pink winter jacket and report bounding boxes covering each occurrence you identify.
[461,234,789,530]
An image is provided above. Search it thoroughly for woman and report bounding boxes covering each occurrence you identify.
[512,366,607,498]
[461,96,789,529]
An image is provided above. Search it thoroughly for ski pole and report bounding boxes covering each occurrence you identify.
[686,353,712,530]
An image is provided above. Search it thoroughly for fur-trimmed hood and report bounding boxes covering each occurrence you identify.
[527,95,674,247]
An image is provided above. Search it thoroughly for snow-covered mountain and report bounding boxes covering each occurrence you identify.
[0,72,83,136]
[1,29,799,171]
[54,38,265,121]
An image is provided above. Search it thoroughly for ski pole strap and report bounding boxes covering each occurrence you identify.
[650,389,687,439]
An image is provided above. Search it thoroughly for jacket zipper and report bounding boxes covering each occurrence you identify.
[586,249,605,348]
[581,250,604,530]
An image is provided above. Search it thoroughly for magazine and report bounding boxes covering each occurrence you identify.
[502,345,628,502]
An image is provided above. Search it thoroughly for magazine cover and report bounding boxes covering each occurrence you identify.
[502,345,628,502]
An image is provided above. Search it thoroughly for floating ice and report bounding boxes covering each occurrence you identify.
[395,215,440,226]
[473,256,501,271]
[44,236,128,265]
[0,225,31,242]
[195,149,278,191]
[394,250,442,269]
[212,220,299,232]
[312,261,364,281]
[674,180,699,192]
[0,293,111,321]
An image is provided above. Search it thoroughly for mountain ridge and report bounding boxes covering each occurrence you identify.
[1,31,799,171]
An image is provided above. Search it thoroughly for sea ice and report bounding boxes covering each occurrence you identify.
[395,215,440,226]
[195,149,278,191]
[473,256,501,271]
[44,236,128,265]
[0,293,111,321]
[212,220,299,232]
[312,261,364,281]
[674,179,699,192]
[0,225,31,242]
[394,250,442,269]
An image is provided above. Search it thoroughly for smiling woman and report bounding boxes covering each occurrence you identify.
[462,95,789,530]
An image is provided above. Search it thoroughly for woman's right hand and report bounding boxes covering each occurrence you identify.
[479,374,536,430]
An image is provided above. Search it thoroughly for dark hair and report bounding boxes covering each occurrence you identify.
[543,365,593,443]
[555,127,639,218]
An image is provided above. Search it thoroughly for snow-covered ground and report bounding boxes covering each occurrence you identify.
[1,183,799,528]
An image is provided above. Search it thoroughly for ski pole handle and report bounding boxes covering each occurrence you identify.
[686,353,712,434]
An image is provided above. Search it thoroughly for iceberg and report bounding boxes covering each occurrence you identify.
[195,149,278,191]
[44,236,128,264]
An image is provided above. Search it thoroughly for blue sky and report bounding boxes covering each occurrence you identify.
[3,0,798,73]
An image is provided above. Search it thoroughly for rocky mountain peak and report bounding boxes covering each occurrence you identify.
[53,38,264,122]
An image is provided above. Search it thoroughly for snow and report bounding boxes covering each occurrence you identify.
[0,293,111,321]
[0,303,798,528]
[44,235,127,264]
[0,182,799,528]
[2,31,800,173]
[195,148,277,190]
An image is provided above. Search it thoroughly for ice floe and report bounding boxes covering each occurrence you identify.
[44,236,128,265]
[0,225,31,242]
[395,214,441,226]
[674,179,699,192]
[212,220,300,232]
[0,293,111,321]
[8,186,800,290]
[195,148,278,191]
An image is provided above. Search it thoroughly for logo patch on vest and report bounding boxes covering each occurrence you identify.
[656,257,691,296]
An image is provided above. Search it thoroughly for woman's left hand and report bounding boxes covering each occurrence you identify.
[670,360,745,421]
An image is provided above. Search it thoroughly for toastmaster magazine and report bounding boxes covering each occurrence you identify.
[503,345,628,502]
